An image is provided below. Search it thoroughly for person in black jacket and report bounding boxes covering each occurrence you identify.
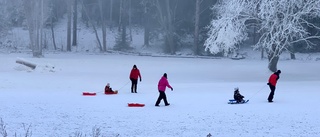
[234,87,244,103]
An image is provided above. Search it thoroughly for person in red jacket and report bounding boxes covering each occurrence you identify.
[155,73,173,106]
[129,65,142,93]
[267,70,281,102]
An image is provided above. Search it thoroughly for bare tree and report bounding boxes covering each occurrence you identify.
[109,0,113,27]
[114,0,131,50]
[194,0,201,55]
[99,0,107,51]
[67,0,72,51]
[142,1,151,47]
[81,0,103,51]
[2,0,25,26]
[72,0,78,47]
[164,0,175,54]
[0,1,9,36]
[155,0,176,54]
[23,0,47,57]
[128,0,133,42]
[118,0,123,32]
[50,16,57,50]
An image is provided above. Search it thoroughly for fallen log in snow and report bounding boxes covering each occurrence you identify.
[16,58,37,69]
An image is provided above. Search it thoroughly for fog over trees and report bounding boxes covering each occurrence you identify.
[0,0,216,55]
[0,0,320,71]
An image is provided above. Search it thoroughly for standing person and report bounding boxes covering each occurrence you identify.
[267,70,281,103]
[129,65,142,93]
[155,73,173,106]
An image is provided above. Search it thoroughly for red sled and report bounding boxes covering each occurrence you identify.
[82,92,96,96]
[105,90,118,95]
[128,103,145,107]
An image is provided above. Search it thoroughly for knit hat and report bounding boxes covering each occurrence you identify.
[163,73,167,78]
[276,70,281,74]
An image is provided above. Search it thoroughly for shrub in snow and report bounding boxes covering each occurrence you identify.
[0,118,7,137]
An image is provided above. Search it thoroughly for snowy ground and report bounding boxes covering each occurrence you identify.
[1,52,320,137]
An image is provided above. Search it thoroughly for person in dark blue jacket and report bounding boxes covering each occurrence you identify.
[234,87,244,103]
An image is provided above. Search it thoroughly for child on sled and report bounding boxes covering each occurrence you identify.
[234,87,245,103]
[105,83,118,94]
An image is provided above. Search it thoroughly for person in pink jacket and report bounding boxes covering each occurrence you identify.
[155,73,173,106]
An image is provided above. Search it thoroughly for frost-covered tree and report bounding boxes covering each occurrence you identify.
[257,0,320,71]
[204,0,249,56]
[204,0,320,72]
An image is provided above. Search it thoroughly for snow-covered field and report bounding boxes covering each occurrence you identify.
[1,52,320,137]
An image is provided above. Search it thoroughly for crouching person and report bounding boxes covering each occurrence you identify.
[105,83,118,94]
[234,87,244,103]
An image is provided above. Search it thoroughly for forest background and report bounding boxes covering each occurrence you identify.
[0,0,320,71]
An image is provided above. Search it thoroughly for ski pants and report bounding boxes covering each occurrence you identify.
[130,78,138,93]
[155,91,169,105]
[268,85,276,101]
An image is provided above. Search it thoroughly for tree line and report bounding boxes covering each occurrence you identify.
[0,0,319,69]
[0,0,216,57]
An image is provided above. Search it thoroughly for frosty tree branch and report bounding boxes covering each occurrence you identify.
[204,0,320,71]
[204,0,249,56]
